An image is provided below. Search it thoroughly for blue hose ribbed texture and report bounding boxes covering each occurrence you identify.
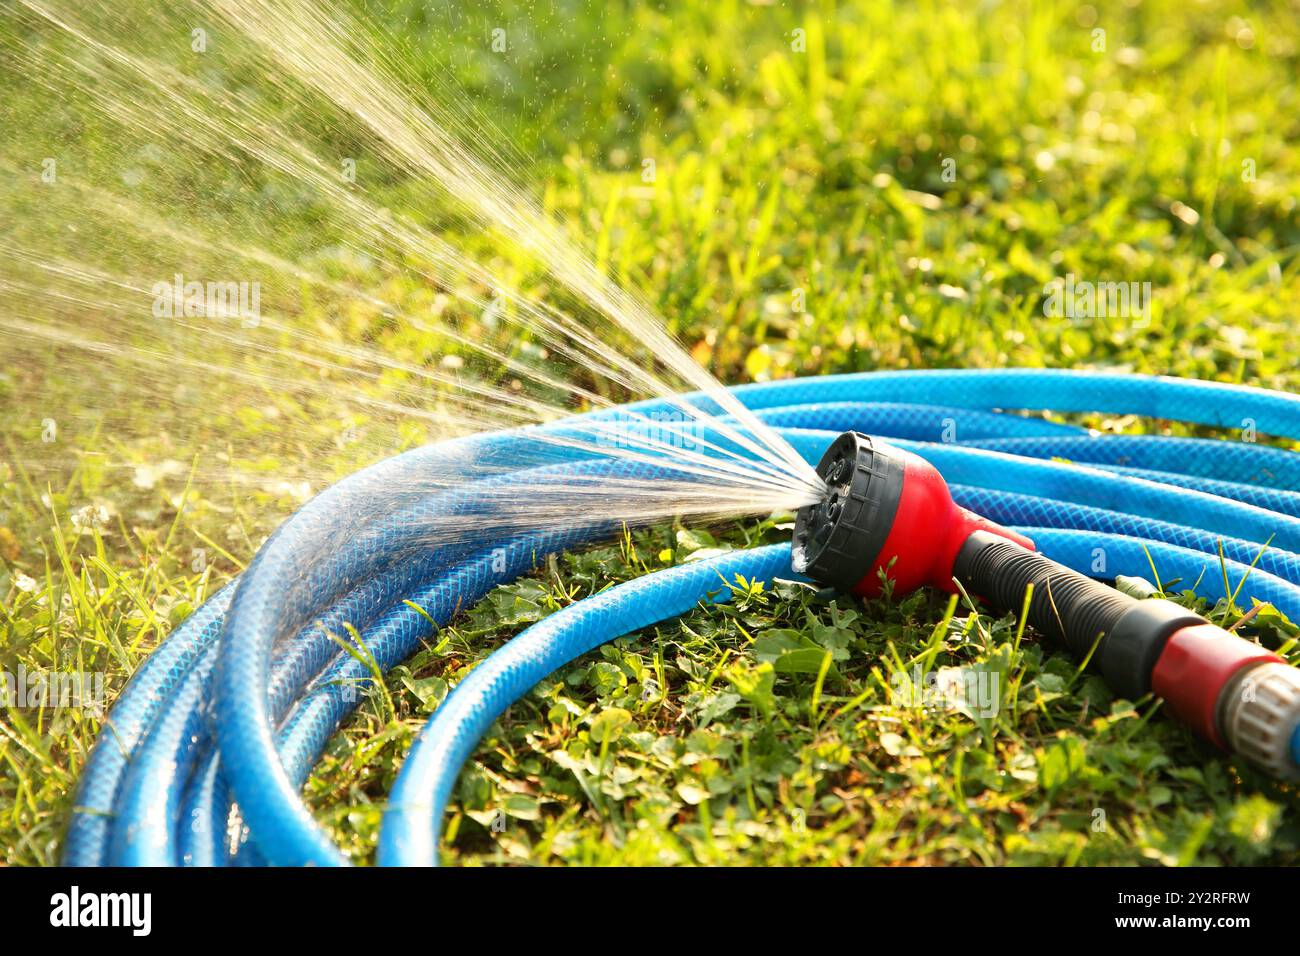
[61,369,1300,867]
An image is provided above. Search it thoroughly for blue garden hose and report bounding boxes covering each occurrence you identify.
[63,369,1300,867]
[377,533,1293,866]
[379,544,802,866]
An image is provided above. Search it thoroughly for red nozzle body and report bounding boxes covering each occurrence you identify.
[791,432,1030,595]
[852,449,1034,597]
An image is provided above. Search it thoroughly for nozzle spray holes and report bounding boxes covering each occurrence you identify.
[809,451,850,536]
[824,457,847,486]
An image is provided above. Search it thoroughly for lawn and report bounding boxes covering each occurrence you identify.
[1,0,1299,866]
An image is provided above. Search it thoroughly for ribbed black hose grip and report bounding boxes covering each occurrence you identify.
[953,530,1137,659]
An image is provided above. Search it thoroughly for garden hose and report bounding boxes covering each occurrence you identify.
[62,369,1300,868]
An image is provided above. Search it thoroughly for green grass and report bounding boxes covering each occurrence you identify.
[3,0,1300,865]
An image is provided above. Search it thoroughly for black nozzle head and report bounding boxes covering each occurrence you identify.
[791,431,906,591]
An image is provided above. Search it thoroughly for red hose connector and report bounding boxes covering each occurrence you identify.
[1150,624,1282,748]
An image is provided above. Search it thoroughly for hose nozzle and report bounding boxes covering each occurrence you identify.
[793,431,1300,781]
[791,431,1031,596]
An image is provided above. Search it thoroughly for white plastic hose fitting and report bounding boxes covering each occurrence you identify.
[1220,661,1300,780]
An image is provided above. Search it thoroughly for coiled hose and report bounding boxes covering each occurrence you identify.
[63,369,1300,867]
